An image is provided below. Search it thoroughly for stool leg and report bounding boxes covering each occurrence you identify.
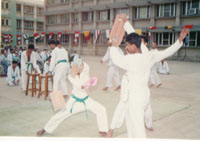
[45,76,48,100]
[38,76,42,98]
[26,74,30,96]
[51,76,53,89]
[32,75,34,97]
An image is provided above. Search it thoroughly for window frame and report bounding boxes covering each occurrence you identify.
[157,3,176,17]
[156,32,175,46]
[135,6,150,19]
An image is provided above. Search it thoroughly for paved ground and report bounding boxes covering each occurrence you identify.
[0,56,200,139]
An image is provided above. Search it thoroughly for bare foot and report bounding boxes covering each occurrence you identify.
[146,126,154,131]
[106,129,113,138]
[37,129,46,136]
[145,124,154,131]
[103,87,109,91]
[99,131,107,137]
[156,83,162,88]
[149,84,154,88]
[114,85,121,91]
[63,95,68,99]
[147,127,154,131]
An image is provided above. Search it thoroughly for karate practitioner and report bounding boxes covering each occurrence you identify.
[158,60,169,74]
[106,22,153,138]
[100,39,123,91]
[7,60,20,86]
[0,49,9,74]
[7,48,16,66]
[37,55,108,137]
[149,42,162,88]
[21,44,41,91]
[108,16,189,138]
[46,40,69,98]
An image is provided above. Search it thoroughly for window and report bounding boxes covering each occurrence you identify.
[16,4,21,12]
[1,19,4,26]
[61,34,70,44]
[24,6,34,14]
[81,33,93,45]
[96,32,107,45]
[37,22,44,30]
[182,0,200,16]
[2,18,9,26]
[82,12,93,22]
[156,32,175,46]
[183,31,200,47]
[72,13,79,23]
[47,15,57,24]
[60,0,70,3]
[37,7,43,15]
[135,6,150,19]
[157,3,176,17]
[24,20,34,29]
[114,8,129,19]
[17,19,22,28]
[98,10,110,21]
[2,1,9,9]
[61,14,70,24]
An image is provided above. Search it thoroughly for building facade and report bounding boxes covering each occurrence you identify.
[44,0,200,61]
[1,0,45,48]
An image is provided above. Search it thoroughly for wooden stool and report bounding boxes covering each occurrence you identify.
[26,73,40,97]
[38,74,53,100]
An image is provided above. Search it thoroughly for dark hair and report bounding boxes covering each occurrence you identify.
[28,44,35,50]
[12,60,18,64]
[126,33,141,48]
[48,40,56,45]
[46,56,51,62]
[70,55,75,63]
[140,34,148,44]
[1,49,4,54]
[55,40,61,46]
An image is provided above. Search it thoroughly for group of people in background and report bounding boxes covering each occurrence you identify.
[0,44,51,87]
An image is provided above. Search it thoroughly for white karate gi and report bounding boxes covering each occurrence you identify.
[7,65,20,86]
[102,47,123,88]
[110,21,183,138]
[41,51,49,63]
[158,61,169,74]
[7,53,15,65]
[110,39,152,134]
[20,51,41,91]
[149,59,161,86]
[44,62,108,133]
[49,47,69,96]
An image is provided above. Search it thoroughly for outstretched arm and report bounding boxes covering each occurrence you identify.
[152,28,189,63]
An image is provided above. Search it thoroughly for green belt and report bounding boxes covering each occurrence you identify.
[57,59,67,64]
[70,94,89,119]
[26,63,33,73]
